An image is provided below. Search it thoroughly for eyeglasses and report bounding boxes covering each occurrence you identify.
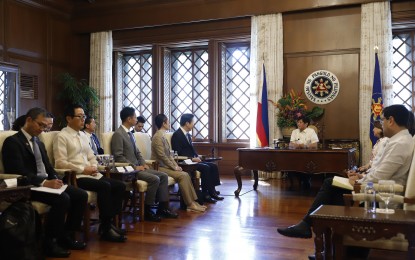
[380,116,390,125]
[73,115,86,120]
[34,120,48,129]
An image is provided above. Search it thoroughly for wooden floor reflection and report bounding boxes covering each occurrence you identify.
[51,176,405,260]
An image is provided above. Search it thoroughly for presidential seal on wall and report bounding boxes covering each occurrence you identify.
[304,70,340,104]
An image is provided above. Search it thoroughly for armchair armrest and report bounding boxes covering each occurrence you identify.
[145,160,159,171]
[54,169,77,186]
[0,173,22,179]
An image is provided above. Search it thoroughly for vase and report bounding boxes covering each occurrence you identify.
[281,126,296,139]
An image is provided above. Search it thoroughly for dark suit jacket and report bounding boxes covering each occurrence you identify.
[171,129,198,158]
[2,131,57,186]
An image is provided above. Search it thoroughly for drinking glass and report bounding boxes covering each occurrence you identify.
[377,180,395,214]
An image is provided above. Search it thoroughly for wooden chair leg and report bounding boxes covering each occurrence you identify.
[84,204,90,242]
[131,190,138,223]
[139,191,145,222]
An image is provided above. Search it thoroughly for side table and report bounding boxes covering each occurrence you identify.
[310,205,415,260]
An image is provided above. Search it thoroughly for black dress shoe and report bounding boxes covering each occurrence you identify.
[145,210,162,222]
[211,194,224,200]
[308,255,315,260]
[44,239,71,258]
[157,208,179,219]
[203,196,217,204]
[111,224,127,235]
[58,236,86,250]
[101,228,127,243]
[277,221,312,239]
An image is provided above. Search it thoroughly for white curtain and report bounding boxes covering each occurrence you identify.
[359,2,392,165]
[89,31,113,138]
[249,13,284,148]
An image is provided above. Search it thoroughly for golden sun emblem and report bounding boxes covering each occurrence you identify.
[312,78,332,97]
[371,97,383,120]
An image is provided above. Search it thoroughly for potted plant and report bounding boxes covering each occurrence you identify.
[57,73,99,126]
[271,89,324,137]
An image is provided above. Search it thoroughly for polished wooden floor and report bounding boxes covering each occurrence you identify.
[51,175,405,260]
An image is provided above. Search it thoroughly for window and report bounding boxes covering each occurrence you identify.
[169,48,209,140]
[392,32,415,112]
[0,62,19,130]
[118,40,250,143]
[121,53,153,133]
[222,44,251,141]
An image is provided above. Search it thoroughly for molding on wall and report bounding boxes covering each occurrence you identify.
[13,0,72,17]
[71,0,386,33]
[284,48,361,57]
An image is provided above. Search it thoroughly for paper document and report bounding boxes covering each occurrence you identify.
[77,172,103,180]
[183,159,197,165]
[4,178,18,188]
[31,184,68,195]
[332,176,354,191]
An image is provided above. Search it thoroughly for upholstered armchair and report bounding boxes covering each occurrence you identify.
[101,131,148,222]
[341,136,415,255]
[133,132,176,186]
[0,131,50,219]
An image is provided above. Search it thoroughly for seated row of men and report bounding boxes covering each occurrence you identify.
[2,104,222,258]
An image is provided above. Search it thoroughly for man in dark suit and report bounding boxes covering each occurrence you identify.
[171,113,223,203]
[2,107,88,258]
[83,116,104,155]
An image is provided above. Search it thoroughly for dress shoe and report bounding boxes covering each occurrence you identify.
[145,209,162,222]
[157,208,179,219]
[58,235,86,250]
[101,228,127,243]
[111,224,127,235]
[308,255,315,260]
[215,190,220,195]
[211,193,224,200]
[277,221,312,239]
[203,196,217,204]
[44,239,71,258]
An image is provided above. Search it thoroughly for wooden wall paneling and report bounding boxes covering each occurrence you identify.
[69,33,90,79]
[49,17,71,64]
[47,16,71,113]
[283,6,361,140]
[113,18,251,50]
[72,0,385,34]
[391,1,415,31]
[285,53,360,140]
[9,57,45,116]
[5,1,47,59]
[0,0,4,61]
[48,64,67,124]
[283,7,361,54]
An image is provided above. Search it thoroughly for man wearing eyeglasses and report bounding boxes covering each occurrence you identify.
[53,104,127,243]
[277,104,415,244]
[2,107,88,258]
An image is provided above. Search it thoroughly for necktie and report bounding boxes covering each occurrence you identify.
[187,133,193,145]
[187,133,197,157]
[31,137,48,178]
[128,132,138,155]
[90,135,98,155]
